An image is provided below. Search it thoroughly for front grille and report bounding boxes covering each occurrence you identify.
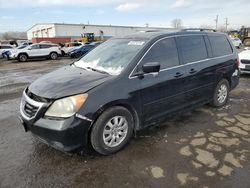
[26,89,51,103]
[241,59,250,64]
[23,101,39,118]
[20,89,46,120]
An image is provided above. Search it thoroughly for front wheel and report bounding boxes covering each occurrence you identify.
[18,54,28,62]
[210,79,229,107]
[90,106,134,155]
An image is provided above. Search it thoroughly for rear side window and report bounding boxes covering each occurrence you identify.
[176,35,208,64]
[40,44,55,48]
[84,45,94,50]
[40,44,49,48]
[141,38,179,70]
[208,35,233,57]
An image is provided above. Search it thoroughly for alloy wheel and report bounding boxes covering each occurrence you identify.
[102,116,128,147]
[217,84,228,104]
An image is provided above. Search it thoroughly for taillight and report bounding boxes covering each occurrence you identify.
[236,59,240,68]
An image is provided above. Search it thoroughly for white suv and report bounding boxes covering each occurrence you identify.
[9,43,61,62]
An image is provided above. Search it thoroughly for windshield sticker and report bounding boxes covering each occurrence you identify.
[128,41,145,46]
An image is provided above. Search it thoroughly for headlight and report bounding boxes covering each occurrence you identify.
[45,94,88,118]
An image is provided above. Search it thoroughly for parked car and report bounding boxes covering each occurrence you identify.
[68,44,96,58]
[0,45,14,58]
[9,43,61,62]
[2,45,28,60]
[230,37,242,48]
[61,42,83,56]
[238,49,250,74]
[19,30,239,155]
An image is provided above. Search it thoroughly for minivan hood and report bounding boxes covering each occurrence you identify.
[28,65,112,99]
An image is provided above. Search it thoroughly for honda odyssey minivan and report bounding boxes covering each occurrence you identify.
[19,30,239,155]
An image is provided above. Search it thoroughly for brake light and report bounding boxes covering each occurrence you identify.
[236,59,240,68]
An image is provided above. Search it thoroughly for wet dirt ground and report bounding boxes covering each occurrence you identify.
[0,58,250,188]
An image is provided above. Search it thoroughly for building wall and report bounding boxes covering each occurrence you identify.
[27,24,56,39]
[32,37,71,44]
[54,24,163,38]
[27,23,174,40]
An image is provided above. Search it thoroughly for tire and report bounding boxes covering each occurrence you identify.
[50,52,58,60]
[243,39,250,47]
[210,79,230,107]
[18,54,28,62]
[90,106,134,155]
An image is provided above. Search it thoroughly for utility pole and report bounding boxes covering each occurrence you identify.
[214,15,218,30]
[225,18,229,32]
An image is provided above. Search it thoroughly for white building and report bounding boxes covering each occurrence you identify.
[27,23,174,40]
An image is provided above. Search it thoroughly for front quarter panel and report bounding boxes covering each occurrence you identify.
[77,76,142,129]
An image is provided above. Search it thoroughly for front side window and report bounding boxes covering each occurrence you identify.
[140,38,179,70]
[74,38,147,75]
[177,35,208,64]
[30,44,40,49]
[208,35,233,57]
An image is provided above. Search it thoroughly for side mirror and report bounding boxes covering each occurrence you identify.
[28,47,31,50]
[142,62,160,73]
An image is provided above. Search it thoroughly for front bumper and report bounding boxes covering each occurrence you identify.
[20,115,92,152]
[19,90,92,152]
[9,53,17,59]
[239,63,250,74]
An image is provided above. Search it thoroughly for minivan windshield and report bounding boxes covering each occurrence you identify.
[74,38,147,75]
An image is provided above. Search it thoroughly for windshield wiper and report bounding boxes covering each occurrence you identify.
[86,67,110,75]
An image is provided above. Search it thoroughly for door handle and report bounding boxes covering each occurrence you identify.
[174,72,184,78]
[189,68,197,74]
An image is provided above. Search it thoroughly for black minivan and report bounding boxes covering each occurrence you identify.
[19,30,239,155]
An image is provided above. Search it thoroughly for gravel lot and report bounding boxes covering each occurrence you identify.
[0,58,250,188]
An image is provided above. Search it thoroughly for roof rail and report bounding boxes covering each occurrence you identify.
[182,28,217,32]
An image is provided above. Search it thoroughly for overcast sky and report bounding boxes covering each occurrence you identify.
[0,0,249,32]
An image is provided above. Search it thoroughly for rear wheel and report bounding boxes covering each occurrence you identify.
[90,106,134,155]
[18,54,28,62]
[210,79,229,107]
[50,52,58,60]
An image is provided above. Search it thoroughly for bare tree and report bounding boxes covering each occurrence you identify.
[171,19,183,29]
[0,31,27,40]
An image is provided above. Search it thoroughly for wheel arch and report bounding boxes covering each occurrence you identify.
[50,51,58,55]
[89,101,141,135]
[18,52,29,58]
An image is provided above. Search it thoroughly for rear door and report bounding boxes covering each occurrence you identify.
[136,37,190,124]
[208,34,236,84]
[39,44,52,56]
[176,35,215,105]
